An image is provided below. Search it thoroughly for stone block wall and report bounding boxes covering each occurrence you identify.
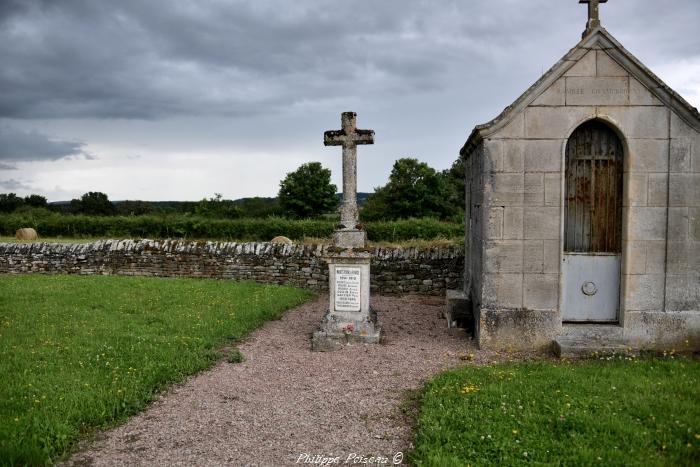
[0,240,464,296]
[464,45,700,351]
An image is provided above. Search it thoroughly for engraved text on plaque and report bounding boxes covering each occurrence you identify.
[334,266,361,312]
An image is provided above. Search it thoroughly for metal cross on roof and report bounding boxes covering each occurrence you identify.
[580,0,608,32]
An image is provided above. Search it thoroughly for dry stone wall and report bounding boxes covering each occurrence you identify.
[0,240,463,296]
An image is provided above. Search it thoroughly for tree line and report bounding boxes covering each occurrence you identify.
[0,157,465,221]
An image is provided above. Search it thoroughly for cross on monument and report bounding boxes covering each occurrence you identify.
[324,112,374,231]
[580,0,608,32]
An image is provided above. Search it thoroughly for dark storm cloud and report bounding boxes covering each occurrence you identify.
[0,125,88,162]
[0,0,573,119]
[0,178,33,191]
[1,0,698,121]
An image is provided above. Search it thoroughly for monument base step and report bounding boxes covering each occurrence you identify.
[333,229,367,249]
[311,309,382,352]
[554,325,636,358]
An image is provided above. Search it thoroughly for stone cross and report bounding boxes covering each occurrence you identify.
[324,112,374,230]
[580,0,608,31]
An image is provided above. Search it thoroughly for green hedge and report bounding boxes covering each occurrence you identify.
[0,212,463,242]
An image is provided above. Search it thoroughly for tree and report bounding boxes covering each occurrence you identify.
[194,194,241,219]
[116,200,154,216]
[24,194,48,209]
[71,192,115,216]
[278,162,338,218]
[441,158,466,218]
[235,197,282,218]
[361,158,456,221]
[0,193,24,213]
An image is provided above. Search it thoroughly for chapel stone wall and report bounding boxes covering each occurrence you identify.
[471,47,700,350]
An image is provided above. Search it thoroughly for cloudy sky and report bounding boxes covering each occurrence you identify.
[1,0,699,202]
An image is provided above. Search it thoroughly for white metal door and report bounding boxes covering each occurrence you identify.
[561,121,623,322]
[562,254,620,321]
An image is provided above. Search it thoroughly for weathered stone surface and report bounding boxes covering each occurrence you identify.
[495,113,525,139]
[484,241,523,273]
[670,112,697,139]
[523,273,559,310]
[525,107,593,139]
[544,173,561,206]
[503,207,524,240]
[523,139,564,172]
[524,173,544,205]
[482,273,523,309]
[667,207,689,241]
[624,274,665,311]
[693,133,700,173]
[270,236,293,244]
[523,240,544,273]
[484,139,504,173]
[477,307,561,351]
[666,241,690,275]
[0,240,464,297]
[333,230,367,249]
[596,51,628,77]
[599,106,669,139]
[565,77,629,106]
[664,275,700,312]
[564,50,596,77]
[485,173,524,206]
[543,240,560,273]
[554,335,631,359]
[502,141,524,172]
[626,138,669,173]
[670,138,692,173]
[624,173,648,206]
[624,207,666,240]
[523,207,560,240]
[647,173,668,207]
[629,78,661,106]
[691,208,700,241]
[532,78,566,106]
[624,310,700,349]
[324,112,374,233]
[645,241,666,274]
[668,173,700,207]
[623,240,647,275]
[486,207,504,239]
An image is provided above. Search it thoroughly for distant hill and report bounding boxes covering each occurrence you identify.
[50,193,373,207]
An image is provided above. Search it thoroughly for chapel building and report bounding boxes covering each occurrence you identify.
[458,1,700,353]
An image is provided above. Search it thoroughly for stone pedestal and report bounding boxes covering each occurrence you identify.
[311,250,382,351]
[333,229,367,249]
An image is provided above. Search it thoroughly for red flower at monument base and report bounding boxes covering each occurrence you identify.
[342,324,355,335]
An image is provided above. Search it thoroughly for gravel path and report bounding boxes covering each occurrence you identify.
[64,295,498,466]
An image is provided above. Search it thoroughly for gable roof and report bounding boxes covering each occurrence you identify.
[460,26,700,157]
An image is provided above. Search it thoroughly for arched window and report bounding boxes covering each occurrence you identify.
[564,120,623,253]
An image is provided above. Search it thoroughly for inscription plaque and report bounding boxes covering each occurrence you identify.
[334,266,361,312]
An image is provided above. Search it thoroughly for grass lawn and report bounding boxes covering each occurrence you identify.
[411,358,700,466]
[0,275,314,466]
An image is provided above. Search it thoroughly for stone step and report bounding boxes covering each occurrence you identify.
[553,335,635,359]
[559,323,623,340]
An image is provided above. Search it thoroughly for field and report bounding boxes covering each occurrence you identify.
[0,275,314,465]
[411,358,700,466]
[0,212,463,243]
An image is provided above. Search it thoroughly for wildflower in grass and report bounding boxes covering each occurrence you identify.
[461,384,479,394]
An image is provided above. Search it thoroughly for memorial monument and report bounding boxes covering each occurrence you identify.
[311,112,383,351]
